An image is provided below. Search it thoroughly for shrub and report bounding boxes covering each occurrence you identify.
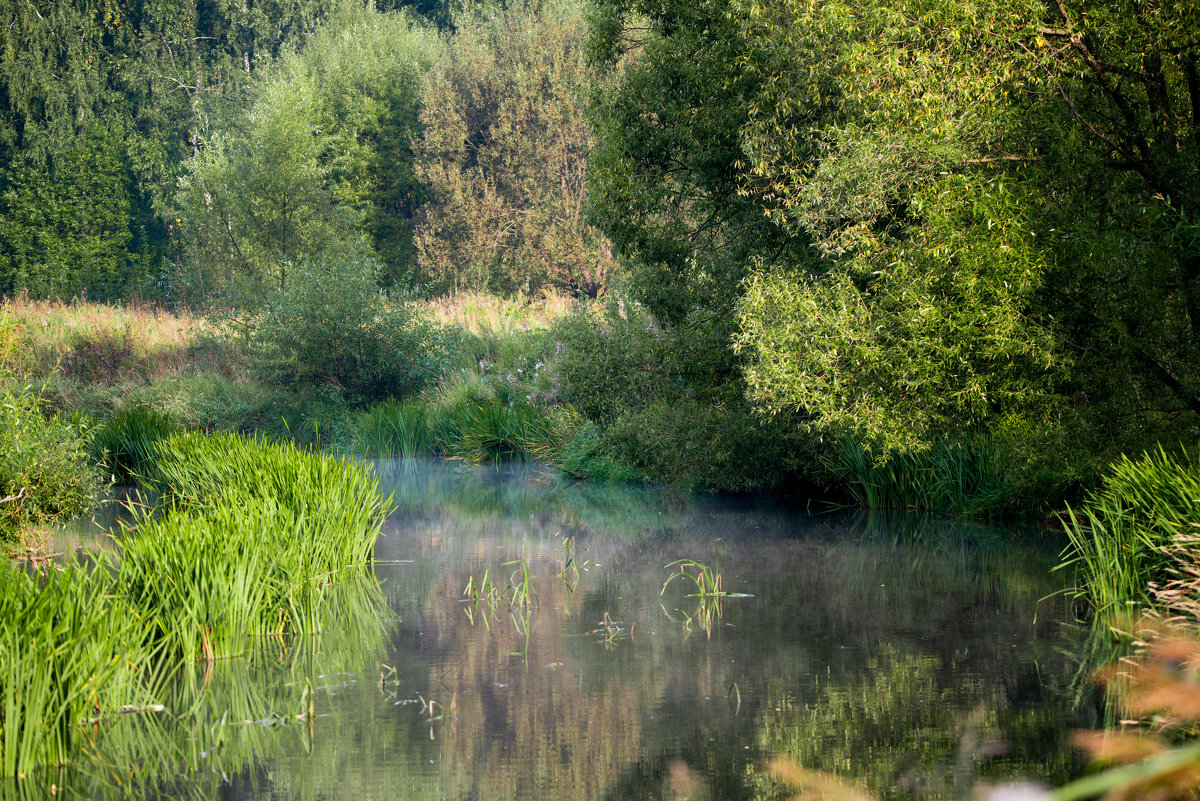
[552,300,667,425]
[557,422,637,484]
[601,398,815,493]
[0,388,102,542]
[247,248,450,403]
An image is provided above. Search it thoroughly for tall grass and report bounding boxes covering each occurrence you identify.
[421,290,573,337]
[141,431,389,562]
[91,405,178,482]
[1,293,231,385]
[833,436,1012,517]
[2,431,392,776]
[355,399,433,457]
[351,395,567,463]
[0,561,150,775]
[1059,445,1200,617]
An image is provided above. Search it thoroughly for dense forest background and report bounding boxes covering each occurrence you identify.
[1,0,1199,508]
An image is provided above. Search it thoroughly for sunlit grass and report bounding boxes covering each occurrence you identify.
[1059,445,1200,619]
[1,431,391,777]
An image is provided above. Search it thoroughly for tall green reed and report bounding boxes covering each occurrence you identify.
[351,397,564,464]
[91,405,177,482]
[833,436,1011,517]
[0,561,151,776]
[1059,444,1200,618]
[3,430,393,778]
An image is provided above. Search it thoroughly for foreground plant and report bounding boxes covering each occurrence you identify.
[1059,446,1200,619]
[1,431,393,777]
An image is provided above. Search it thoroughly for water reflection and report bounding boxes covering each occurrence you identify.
[24,458,1087,801]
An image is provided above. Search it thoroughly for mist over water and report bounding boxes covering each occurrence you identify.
[36,459,1089,801]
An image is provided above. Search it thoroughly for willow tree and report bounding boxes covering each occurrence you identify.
[414,0,614,297]
[590,0,1200,454]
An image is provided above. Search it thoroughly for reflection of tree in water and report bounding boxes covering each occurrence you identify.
[367,500,1082,801]
[746,647,1087,801]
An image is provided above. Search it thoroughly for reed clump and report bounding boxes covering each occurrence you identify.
[351,395,568,463]
[1059,445,1200,618]
[0,560,151,775]
[833,436,1013,517]
[91,404,178,482]
[2,430,391,776]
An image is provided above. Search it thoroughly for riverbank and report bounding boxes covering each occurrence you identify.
[4,294,1200,625]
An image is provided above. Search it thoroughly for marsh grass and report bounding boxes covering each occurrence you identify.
[462,556,540,635]
[355,400,432,457]
[91,405,178,482]
[834,436,1012,516]
[2,431,391,776]
[1059,445,1200,617]
[1,294,231,385]
[351,395,567,463]
[421,291,572,338]
[0,560,151,776]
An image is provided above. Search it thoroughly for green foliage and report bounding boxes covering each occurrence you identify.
[0,560,151,775]
[92,405,179,483]
[1059,445,1200,618]
[0,127,139,299]
[589,0,1200,476]
[832,437,1015,517]
[0,387,102,542]
[246,249,449,402]
[0,0,343,302]
[176,5,434,302]
[553,299,817,492]
[414,0,614,296]
[601,397,811,493]
[556,422,638,484]
[350,390,568,464]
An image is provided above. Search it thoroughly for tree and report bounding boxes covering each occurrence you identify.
[0,0,341,301]
[413,0,615,297]
[176,5,434,304]
[590,0,1200,452]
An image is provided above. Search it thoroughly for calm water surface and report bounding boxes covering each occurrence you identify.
[32,459,1090,801]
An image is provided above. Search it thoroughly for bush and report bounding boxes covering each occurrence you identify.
[600,398,815,493]
[247,248,450,403]
[557,422,638,484]
[0,388,102,542]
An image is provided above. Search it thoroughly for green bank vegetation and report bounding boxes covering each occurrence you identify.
[0,431,390,777]
[0,0,1199,780]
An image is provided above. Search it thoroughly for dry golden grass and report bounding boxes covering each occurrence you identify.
[1,293,232,384]
[420,290,576,336]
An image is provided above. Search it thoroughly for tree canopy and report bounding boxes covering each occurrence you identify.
[589,0,1200,452]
